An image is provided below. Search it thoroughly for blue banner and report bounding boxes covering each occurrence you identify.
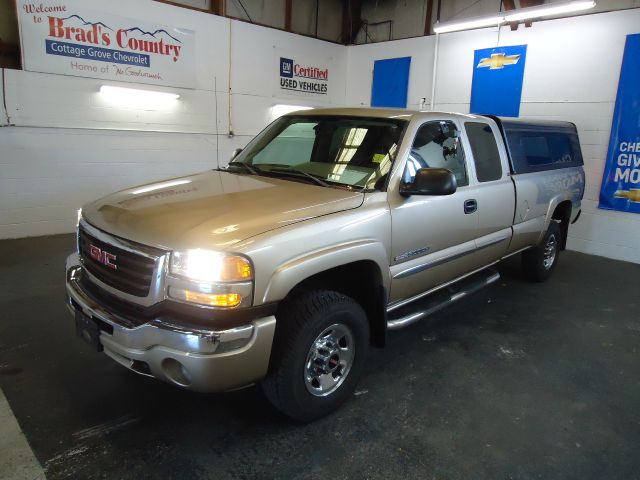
[599,34,640,214]
[45,39,150,67]
[470,45,527,118]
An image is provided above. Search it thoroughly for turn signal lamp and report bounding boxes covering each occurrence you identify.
[223,256,252,281]
[183,291,241,307]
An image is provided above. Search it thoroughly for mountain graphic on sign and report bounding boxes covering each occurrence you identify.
[121,27,182,44]
[58,15,182,43]
[60,14,113,31]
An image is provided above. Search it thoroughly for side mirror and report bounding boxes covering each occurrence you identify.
[400,168,457,197]
[230,148,243,160]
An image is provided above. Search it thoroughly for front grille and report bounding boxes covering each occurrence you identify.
[78,224,163,297]
[78,274,149,327]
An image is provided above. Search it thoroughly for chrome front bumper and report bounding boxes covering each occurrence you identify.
[65,253,276,392]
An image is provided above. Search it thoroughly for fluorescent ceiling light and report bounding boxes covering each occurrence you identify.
[99,85,180,108]
[434,15,504,33]
[433,0,596,33]
[271,104,313,119]
[130,179,191,195]
[504,0,596,22]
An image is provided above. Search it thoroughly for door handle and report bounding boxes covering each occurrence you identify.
[464,199,477,214]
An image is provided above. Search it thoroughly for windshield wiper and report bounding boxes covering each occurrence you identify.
[225,162,258,175]
[259,166,330,188]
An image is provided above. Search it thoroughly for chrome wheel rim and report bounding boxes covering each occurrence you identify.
[304,323,355,397]
[543,233,557,269]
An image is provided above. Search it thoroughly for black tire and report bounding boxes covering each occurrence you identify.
[522,221,562,282]
[261,290,369,422]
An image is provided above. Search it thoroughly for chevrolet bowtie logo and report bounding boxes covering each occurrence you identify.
[477,53,521,70]
[614,189,640,203]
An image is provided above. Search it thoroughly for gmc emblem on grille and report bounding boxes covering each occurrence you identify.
[89,244,117,270]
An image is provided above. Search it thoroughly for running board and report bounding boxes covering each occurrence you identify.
[386,269,500,331]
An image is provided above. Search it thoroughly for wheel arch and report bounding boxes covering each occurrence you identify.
[541,196,573,249]
[264,246,390,348]
[551,200,573,250]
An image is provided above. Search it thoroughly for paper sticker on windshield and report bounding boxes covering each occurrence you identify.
[372,154,386,164]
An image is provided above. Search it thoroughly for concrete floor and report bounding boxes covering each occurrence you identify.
[0,234,639,480]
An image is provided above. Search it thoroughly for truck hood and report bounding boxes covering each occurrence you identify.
[81,170,364,251]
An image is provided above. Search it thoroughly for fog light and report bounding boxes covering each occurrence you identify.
[161,358,191,387]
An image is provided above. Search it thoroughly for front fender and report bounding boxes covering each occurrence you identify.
[261,239,390,304]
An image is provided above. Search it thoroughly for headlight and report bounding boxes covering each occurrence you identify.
[168,249,253,308]
[170,249,252,282]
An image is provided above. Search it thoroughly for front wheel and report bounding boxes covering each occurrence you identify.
[261,290,369,422]
[521,221,562,282]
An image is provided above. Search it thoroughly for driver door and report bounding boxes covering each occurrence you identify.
[388,120,480,304]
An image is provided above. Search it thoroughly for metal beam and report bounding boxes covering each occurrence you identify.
[519,0,545,27]
[341,0,362,45]
[424,0,434,36]
[519,0,545,7]
[210,0,225,16]
[501,0,518,30]
[284,0,292,32]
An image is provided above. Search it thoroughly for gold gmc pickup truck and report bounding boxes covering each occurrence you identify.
[65,108,585,421]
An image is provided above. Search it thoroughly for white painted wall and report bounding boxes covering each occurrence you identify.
[2,0,640,265]
[346,8,640,263]
[0,0,347,238]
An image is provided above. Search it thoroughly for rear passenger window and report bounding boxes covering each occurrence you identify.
[465,122,502,182]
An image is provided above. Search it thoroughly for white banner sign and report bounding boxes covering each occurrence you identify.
[17,0,196,88]
[275,48,331,100]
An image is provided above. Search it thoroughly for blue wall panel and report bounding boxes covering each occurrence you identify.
[371,57,411,108]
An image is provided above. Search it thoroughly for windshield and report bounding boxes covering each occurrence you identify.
[230,115,407,190]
